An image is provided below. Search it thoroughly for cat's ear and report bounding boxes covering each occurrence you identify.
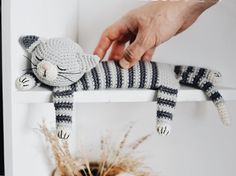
[19,35,43,53]
[78,53,100,72]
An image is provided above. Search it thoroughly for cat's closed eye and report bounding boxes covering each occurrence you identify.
[35,56,43,61]
[57,65,67,71]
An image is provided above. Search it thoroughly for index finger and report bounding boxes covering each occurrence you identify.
[93,22,127,60]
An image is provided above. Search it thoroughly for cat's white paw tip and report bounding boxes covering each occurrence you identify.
[157,122,171,136]
[207,71,222,84]
[57,129,70,140]
[15,75,36,90]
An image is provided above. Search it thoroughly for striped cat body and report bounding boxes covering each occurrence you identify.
[76,61,171,90]
[16,36,230,140]
[53,61,229,139]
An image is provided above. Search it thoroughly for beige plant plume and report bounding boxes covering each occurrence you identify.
[40,123,156,176]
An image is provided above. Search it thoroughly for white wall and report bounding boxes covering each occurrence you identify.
[3,0,236,176]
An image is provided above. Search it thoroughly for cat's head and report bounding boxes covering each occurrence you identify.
[19,35,99,87]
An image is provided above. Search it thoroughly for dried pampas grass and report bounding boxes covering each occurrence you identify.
[40,123,156,176]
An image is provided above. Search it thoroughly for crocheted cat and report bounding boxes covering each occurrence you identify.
[16,35,230,139]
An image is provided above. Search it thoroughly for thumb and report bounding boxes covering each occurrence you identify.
[119,31,150,69]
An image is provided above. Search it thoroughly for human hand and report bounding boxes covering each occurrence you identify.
[94,0,218,69]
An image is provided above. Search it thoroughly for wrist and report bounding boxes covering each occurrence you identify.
[184,0,219,10]
[176,0,219,21]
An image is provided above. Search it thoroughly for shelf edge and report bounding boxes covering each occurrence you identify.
[14,87,236,104]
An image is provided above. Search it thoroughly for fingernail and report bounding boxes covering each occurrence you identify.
[119,59,130,69]
[94,55,101,63]
[142,57,151,61]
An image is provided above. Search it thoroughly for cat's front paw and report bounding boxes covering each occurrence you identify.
[15,74,37,90]
[156,121,171,136]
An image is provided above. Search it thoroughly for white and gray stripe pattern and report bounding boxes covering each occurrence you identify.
[20,36,229,140]
[52,61,229,140]
[175,65,230,126]
[52,61,180,139]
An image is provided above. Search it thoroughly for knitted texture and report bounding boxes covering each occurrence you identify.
[50,61,179,138]
[20,36,99,87]
[175,65,230,125]
[75,61,179,136]
[52,86,74,139]
[16,35,230,140]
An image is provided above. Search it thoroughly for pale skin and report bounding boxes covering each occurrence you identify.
[94,0,218,69]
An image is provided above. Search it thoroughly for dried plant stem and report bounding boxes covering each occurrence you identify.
[78,142,93,176]
[40,122,155,176]
[130,134,152,150]
[116,124,134,157]
[103,124,134,176]
[98,136,108,176]
[62,142,78,175]
[40,124,66,175]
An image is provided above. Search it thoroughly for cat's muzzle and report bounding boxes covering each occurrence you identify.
[37,60,58,81]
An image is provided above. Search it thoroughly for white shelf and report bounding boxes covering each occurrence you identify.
[14,86,236,103]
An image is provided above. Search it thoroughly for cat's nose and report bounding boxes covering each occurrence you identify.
[37,60,58,81]
[42,63,49,70]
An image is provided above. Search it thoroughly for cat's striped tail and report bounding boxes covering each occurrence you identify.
[174,65,230,126]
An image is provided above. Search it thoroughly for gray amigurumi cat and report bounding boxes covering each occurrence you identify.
[16,35,230,140]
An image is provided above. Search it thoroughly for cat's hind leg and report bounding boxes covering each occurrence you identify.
[156,63,180,136]
[156,85,178,136]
